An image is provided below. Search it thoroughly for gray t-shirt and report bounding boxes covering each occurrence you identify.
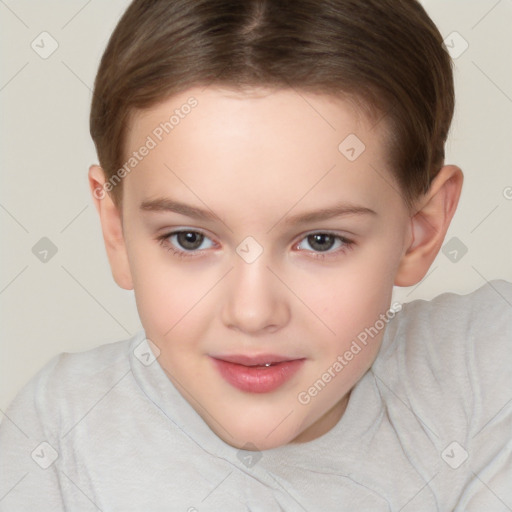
[1,280,511,511]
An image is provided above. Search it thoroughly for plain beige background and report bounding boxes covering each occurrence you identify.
[1,0,511,414]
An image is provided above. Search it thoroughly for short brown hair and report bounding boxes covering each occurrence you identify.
[90,0,454,210]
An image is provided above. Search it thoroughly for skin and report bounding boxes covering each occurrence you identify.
[89,86,463,450]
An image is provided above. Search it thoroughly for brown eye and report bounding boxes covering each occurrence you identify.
[175,231,205,250]
[306,234,336,252]
[157,229,216,260]
[295,232,354,260]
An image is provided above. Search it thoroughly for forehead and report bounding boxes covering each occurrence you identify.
[128,85,380,148]
[122,86,400,218]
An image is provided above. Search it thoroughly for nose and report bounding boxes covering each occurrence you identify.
[220,256,291,335]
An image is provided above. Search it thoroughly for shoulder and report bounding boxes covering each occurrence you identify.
[374,280,512,438]
[1,332,143,436]
[382,279,512,358]
[37,335,135,395]
[397,278,510,331]
[399,279,512,379]
[0,333,145,508]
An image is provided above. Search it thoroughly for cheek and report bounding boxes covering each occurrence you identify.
[128,246,207,336]
[294,240,400,348]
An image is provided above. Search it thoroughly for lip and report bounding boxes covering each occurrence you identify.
[211,353,298,366]
[210,354,306,393]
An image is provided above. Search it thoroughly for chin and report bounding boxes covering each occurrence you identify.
[228,433,291,452]
[214,417,298,451]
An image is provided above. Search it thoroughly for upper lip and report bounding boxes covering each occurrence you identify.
[211,354,303,366]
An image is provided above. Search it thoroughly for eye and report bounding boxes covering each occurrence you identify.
[157,229,354,261]
[295,232,353,259]
[157,230,215,258]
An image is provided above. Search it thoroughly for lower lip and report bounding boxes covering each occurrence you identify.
[211,357,305,393]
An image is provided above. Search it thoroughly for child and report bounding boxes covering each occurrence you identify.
[1,0,511,510]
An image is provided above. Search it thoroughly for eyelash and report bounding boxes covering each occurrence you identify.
[156,229,354,261]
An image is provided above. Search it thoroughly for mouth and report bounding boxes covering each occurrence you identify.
[212,353,299,366]
[210,354,306,393]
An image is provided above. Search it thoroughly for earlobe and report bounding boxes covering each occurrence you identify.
[394,165,464,287]
[88,165,134,290]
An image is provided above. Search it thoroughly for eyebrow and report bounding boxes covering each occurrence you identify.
[140,198,377,224]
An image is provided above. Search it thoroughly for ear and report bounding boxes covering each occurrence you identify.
[88,165,133,290]
[394,164,463,287]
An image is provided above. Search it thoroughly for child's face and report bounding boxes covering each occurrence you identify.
[119,86,413,450]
